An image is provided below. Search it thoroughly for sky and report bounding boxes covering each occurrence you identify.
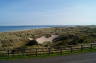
[0,0,96,25]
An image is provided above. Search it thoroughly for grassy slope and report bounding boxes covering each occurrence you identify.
[0,26,96,50]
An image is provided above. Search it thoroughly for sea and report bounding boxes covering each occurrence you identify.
[0,25,67,32]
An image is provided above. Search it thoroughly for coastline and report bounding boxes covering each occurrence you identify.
[0,27,51,32]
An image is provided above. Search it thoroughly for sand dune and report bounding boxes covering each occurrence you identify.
[36,35,58,44]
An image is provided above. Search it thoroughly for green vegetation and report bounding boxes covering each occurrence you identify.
[0,26,96,51]
[0,25,96,60]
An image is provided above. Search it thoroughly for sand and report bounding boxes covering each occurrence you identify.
[36,35,58,44]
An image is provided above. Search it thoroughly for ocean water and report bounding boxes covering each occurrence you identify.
[0,25,65,32]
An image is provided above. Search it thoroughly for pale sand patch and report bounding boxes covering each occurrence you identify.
[36,35,58,44]
[28,38,34,40]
